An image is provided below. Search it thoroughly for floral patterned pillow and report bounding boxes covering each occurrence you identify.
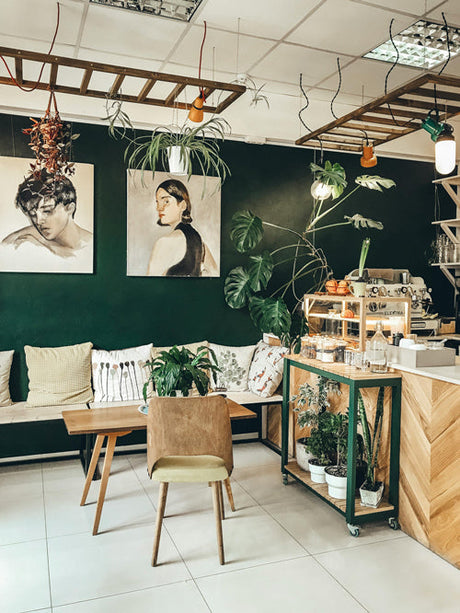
[248,341,287,397]
[209,343,257,392]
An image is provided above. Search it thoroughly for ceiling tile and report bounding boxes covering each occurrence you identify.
[167,24,274,74]
[195,0,323,39]
[286,0,414,55]
[427,0,460,27]
[0,0,84,46]
[77,48,162,72]
[251,43,352,86]
[357,0,442,16]
[318,57,421,97]
[80,4,187,60]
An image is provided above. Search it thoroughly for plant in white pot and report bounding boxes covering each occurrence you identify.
[325,413,348,499]
[142,345,220,401]
[125,116,230,184]
[350,237,370,297]
[358,387,385,507]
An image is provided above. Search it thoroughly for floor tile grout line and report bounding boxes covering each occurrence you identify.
[312,554,371,613]
[312,531,409,557]
[40,462,54,612]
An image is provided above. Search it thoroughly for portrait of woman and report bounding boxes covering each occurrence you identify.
[127,171,221,278]
[147,179,217,277]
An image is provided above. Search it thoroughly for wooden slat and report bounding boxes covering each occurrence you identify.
[137,78,156,102]
[80,68,92,94]
[49,63,58,89]
[215,90,244,114]
[411,87,460,103]
[343,121,412,135]
[359,114,418,127]
[109,73,125,97]
[14,57,22,84]
[369,106,430,121]
[393,97,460,114]
[165,83,185,106]
[203,87,215,98]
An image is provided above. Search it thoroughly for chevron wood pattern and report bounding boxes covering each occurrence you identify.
[397,370,460,569]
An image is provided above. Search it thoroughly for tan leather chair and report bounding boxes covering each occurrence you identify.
[147,395,234,566]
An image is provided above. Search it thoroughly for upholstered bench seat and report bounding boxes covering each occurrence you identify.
[0,402,88,425]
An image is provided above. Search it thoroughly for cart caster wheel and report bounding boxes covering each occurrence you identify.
[388,517,400,530]
[347,523,360,537]
[282,474,288,485]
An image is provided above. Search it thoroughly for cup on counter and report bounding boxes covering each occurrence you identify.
[344,349,355,366]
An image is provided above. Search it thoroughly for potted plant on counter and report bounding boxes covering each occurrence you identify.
[358,387,385,507]
[350,237,370,297]
[142,345,220,401]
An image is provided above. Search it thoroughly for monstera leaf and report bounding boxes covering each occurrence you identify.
[248,251,274,292]
[248,295,292,339]
[355,175,396,191]
[344,214,384,230]
[224,267,253,309]
[230,210,264,253]
[310,160,347,199]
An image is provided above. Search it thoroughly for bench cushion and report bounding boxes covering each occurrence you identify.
[0,350,14,406]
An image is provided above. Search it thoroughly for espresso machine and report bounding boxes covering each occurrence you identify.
[347,268,440,334]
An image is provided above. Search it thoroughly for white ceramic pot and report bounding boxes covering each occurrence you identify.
[308,461,327,483]
[359,481,384,508]
[350,281,367,298]
[168,146,189,175]
[296,438,314,472]
[325,467,347,499]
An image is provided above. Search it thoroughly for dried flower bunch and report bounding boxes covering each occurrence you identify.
[23,90,78,181]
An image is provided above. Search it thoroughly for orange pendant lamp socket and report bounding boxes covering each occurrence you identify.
[188,92,204,123]
[360,144,377,168]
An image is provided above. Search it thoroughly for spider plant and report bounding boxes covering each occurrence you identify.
[101,95,134,140]
[125,116,231,184]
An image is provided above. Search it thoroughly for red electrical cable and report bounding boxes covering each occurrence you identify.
[0,1,61,93]
[197,20,207,102]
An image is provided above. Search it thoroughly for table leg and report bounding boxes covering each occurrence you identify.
[80,434,105,506]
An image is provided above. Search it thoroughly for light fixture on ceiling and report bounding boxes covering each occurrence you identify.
[364,19,460,70]
[360,143,377,168]
[435,123,456,175]
[89,0,204,22]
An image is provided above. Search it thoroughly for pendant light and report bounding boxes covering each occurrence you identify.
[188,21,207,123]
[435,123,456,175]
[360,143,377,168]
[310,179,333,200]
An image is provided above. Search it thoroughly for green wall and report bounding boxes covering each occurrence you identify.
[0,113,453,401]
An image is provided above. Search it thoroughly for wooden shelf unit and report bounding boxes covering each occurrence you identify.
[432,174,460,290]
[304,294,411,351]
[281,356,402,536]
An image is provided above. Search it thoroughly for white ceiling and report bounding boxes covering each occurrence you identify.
[0,0,459,162]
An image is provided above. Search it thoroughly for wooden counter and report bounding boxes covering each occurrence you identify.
[395,367,460,569]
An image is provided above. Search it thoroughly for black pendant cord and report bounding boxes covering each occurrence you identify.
[299,73,323,163]
[434,12,452,120]
[331,57,368,143]
[384,18,403,128]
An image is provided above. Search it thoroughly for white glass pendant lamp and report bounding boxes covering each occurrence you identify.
[435,124,456,175]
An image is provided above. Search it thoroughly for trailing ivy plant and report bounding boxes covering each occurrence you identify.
[224,160,395,345]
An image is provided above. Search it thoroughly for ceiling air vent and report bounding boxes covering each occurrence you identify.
[89,0,203,23]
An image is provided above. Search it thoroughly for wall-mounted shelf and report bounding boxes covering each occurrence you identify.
[432,175,460,290]
[296,74,460,152]
[0,46,246,115]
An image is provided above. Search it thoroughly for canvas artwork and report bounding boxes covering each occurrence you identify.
[127,171,221,277]
[0,156,94,274]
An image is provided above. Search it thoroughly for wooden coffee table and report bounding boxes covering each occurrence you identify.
[62,400,256,535]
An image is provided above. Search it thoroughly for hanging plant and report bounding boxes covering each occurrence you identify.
[101,95,134,140]
[23,90,79,181]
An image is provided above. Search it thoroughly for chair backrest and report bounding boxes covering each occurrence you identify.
[147,395,233,478]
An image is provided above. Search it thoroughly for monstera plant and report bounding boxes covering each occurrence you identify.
[224,161,395,346]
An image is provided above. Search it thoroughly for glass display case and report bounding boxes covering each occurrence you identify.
[303,294,411,352]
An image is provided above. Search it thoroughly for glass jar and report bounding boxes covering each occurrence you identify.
[321,339,336,363]
[335,341,347,363]
[368,321,388,373]
[315,336,324,361]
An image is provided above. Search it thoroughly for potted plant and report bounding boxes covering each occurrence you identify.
[325,413,348,498]
[358,387,385,507]
[125,116,230,184]
[142,345,220,401]
[350,237,370,297]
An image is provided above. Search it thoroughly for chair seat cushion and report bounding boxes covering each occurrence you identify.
[151,455,229,483]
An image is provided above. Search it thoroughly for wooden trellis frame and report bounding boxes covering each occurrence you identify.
[0,46,245,114]
[296,73,460,152]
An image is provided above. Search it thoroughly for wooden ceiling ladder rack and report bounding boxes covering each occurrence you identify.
[0,46,245,115]
[296,73,460,152]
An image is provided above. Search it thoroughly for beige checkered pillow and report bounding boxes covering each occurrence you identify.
[25,342,93,406]
[0,350,14,406]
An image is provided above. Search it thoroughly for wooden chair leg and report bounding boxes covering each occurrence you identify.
[80,433,105,506]
[218,480,225,520]
[152,482,169,567]
[211,481,225,565]
[224,477,236,512]
[92,433,117,536]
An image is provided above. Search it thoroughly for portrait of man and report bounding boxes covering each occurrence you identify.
[0,156,94,273]
[127,171,220,278]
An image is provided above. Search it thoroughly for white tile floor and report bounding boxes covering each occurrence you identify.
[1,443,459,613]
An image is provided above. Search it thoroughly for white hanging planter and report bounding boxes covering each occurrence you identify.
[308,460,327,483]
[296,438,314,472]
[359,481,384,508]
[168,146,189,175]
[325,466,347,499]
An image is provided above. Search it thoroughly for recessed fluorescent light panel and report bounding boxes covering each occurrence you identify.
[364,20,460,69]
[89,0,204,22]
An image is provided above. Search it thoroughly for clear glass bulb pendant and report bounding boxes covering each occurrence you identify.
[368,321,388,374]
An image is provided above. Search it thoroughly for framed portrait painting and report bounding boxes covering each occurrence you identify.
[0,156,94,274]
[127,171,221,278]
